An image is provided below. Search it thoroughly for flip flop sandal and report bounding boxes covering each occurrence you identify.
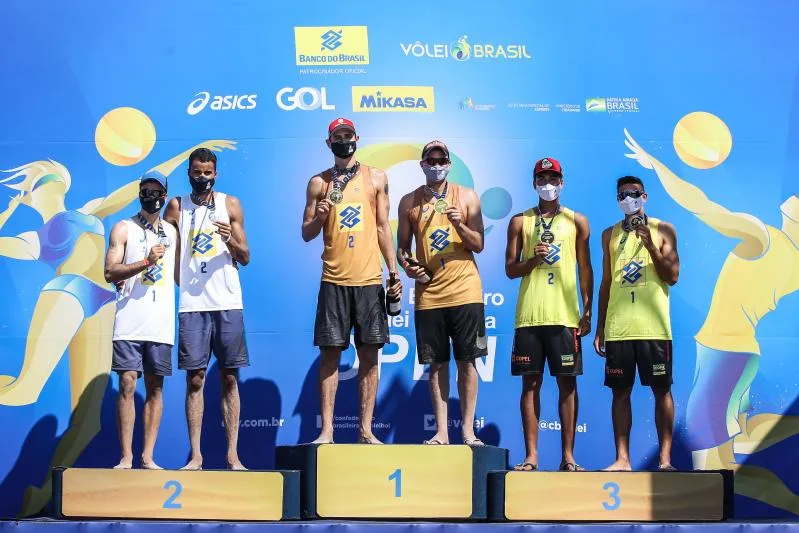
[423,438,447,445]
[559,462,585,472]
[513,462,538,471]
[464,437,486,447]
[658,464,677,471]
[358,436,382,444]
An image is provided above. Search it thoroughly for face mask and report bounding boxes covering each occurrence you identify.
[189,176,215,194]
[423,164,450,183]
[618,196,645,215]
[535,183,562,202]
[139,197,164,214]
[330,140,357,158]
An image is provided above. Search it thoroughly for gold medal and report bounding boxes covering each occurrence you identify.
[434,199,448,214]
[329,189,344,205]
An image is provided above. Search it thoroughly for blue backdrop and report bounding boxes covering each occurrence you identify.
[1,0,799,520]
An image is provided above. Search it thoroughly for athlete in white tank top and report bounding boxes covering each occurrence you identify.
[113,218,177,343]
[177,191,243,312]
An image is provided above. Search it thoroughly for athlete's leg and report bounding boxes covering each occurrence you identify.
[115,371,138,469]
[356,343,381,443]
[653,385,674,468]
[182,369,205,470]
[519,374,543,466]
[314,347,342,444]
[220,368,245,469]
[141,373,164,469]
[456,359,479,443]
[557,376,578,465]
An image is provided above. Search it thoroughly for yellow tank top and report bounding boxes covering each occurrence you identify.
[411,184,483,310]
[695,226,799,354]
[321,165,382,286]
[606,217,672,341]
[514,207,581,328]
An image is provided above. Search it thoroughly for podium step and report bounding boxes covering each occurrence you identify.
[53,467,300,521]
[488,470,733,521]
[276,444,507,519]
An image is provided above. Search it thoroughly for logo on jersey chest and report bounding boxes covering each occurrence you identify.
[190,229,217,257]
[427,225,454,255]
[621,257,645,286]
[337,203,363,231]
[541,241,562,266]
[142,261,164,285]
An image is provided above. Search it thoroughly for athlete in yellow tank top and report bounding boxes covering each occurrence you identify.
[594,175,679,472]
[625,129,799,514]
[505,157,593,472]
[301,118,401,445]
[397,140,486,447]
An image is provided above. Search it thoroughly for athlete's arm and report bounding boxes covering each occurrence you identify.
[505,213,547,278]
[104,221,155,283]
[637,220,679,285]
[396,192,426,279]
[301,175,329,242]
[574,212,594,335]
[373,168,398,273]
[593,226,613,356]
[216,195,249,266]
[449,188,484,253]
[163,197,180,229]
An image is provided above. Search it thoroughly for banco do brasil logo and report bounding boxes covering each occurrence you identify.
[295,26,369,66]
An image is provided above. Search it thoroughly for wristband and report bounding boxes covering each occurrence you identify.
[142,258,150,267]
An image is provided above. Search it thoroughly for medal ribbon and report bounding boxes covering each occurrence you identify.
[331,162,361,191]
[424,181,448,202]
[137,213,167,240]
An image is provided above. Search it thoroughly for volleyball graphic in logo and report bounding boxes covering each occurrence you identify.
[673,111,732,169]
[95,107,156,166]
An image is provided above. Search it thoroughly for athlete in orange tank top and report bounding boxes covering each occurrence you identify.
[302,118,401,445]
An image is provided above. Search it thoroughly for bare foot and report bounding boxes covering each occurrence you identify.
[228,461,248,471]
[113,457,133,470]
[180,457,203,471]
[141,460,163,470]
[603,459,632,471]
[311,433,335,444]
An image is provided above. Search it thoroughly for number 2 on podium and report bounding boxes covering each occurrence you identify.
[602,481,620,511]
[163,480,183,509]
[388,468,402,497]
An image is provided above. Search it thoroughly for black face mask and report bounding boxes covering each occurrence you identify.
[189,176,215,194]
[140,197,164,214]
[330,140,356,158]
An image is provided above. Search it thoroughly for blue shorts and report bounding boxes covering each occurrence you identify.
[112,340,173,376]
[178,310,249,371]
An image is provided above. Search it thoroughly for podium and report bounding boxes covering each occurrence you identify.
[276,444,507,519]
[488,470,733,521]
[53,467,301,521]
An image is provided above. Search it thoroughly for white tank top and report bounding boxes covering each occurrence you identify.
[112,218,177,344]
[178,192,244,312]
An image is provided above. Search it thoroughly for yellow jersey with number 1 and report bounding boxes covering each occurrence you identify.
[605,217,671,341]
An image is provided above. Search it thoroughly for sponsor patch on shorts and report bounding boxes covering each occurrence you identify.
[652,363,666,376]
[561,354,575,366]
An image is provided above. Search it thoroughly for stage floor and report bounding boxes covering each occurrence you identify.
[0,521,797,533]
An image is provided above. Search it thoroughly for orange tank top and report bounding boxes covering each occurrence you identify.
[411,183,483,310]
[321,165,382,286]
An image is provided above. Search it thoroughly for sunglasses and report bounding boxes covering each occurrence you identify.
[424,157,450,166]
[140,189,166,199]
[617,190,644,200]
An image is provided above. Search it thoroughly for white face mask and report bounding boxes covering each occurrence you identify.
[423,164,450,183]
[618,195,645,215]
[535,183,562,202]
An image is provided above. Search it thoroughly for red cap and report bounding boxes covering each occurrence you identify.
[328,117,356,136]
[534,157,563,176]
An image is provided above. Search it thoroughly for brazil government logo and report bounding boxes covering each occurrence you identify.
[338,203,363,231]
[295,26,369,66]
[352,86,435,113]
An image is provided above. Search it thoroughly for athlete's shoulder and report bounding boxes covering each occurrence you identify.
[108,219,130,242]
[601,224,615,240]
[570,209,590,228]
[364,165,388,183]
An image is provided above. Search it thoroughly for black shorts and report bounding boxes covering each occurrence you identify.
[604,339,673,389]
[511,326,583,376]
[314,281,389,348]
[415,303,487,364]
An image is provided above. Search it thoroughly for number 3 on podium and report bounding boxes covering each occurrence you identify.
[163,480,183,509]
[388,469,402,497]
[602,481,620,511]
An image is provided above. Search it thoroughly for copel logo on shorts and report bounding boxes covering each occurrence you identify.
[338,203,363,231]
[542,241,562,266]
[652,363,666,376]
[428,225,453,255]
[142,261,163,285]
[190,229,216,257]
[622,258,644,285]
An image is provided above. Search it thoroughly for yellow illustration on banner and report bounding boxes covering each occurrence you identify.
[624,112,799,515]
[0,104,236,517]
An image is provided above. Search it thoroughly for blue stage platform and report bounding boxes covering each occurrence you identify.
[0,522,797,533]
